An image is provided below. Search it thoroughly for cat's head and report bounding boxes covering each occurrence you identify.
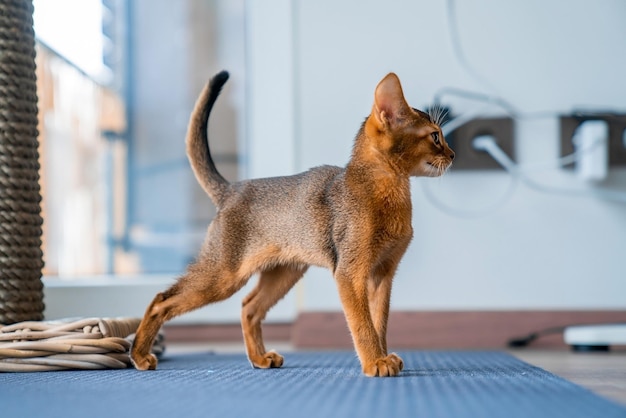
[365,73,454,177]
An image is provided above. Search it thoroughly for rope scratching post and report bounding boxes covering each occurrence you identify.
[0,3,162,372]
[0,3,161,372]
[0,0,45,323]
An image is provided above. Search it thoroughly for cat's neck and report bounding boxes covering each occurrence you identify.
[348,123,409,181]
[346,125,412,207]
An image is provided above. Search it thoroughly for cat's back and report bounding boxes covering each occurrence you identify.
[229,164,343,207]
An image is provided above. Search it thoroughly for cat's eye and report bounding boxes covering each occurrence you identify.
[431,132,440,145]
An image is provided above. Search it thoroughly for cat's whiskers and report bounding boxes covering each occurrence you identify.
[439,107,447,126]
[437,106,448,126]
[427,106,434,123]
[428,105,438,125]
[430,104,449,128]
[430,155,452,177]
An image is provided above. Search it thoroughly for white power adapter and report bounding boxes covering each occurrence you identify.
[573,120,609,181]
[564,323,626,351]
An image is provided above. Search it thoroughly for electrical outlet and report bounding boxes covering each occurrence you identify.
[560,113,626,168]
[445,117,515,170]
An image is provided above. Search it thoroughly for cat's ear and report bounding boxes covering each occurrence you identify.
[373,73,410,128]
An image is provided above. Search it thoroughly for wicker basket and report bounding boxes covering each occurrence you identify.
[0,317,164,372]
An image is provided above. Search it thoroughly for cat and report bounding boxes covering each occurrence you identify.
[130,71,454,377]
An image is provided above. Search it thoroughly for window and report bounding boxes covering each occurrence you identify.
[35,1,246,278]
[35,0,254,322]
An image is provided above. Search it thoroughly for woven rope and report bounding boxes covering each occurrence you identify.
[0,317,165,372]
[0,0,45,324]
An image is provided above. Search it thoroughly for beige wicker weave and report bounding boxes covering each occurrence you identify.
[0,317,164,372]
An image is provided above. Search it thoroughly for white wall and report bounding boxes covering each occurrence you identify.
[43,0,626,324]
[247,0,626,311]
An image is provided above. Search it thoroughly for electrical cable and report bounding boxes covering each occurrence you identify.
[445,0,510,104]
[507,326,567,348]
[442,0,572,122]
[434,86,519,118]
[423,0,626,217]
[520,132,604,170]
[422,132,625,218]
[433,86,562,121]
[508,322,626,348]
[440,104,490,137]
[475,137,626,203]
[428,0,543,217]
[420,171,519,219]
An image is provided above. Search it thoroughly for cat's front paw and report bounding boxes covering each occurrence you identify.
[130,351,158,371]
[363,353,404,377]
[250,350,284,369]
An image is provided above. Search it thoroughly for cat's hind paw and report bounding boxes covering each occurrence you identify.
[130,352,158,371]
[363,353,404,377]
[250,350,284,369]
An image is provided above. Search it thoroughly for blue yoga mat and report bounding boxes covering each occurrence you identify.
[1,351,625,418]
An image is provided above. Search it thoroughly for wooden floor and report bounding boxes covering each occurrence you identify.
[511,349,626,407]
[167,342,626,407]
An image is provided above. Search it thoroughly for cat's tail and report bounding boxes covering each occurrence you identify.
[186,70,230,205]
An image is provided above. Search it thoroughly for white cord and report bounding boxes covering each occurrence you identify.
[445,0,497,96]
[425,0,626,216]
[474,136,626,203]
[520,132,603,170]
[423,133,626,218]
[420,174,519,219]
[441,105,490,137]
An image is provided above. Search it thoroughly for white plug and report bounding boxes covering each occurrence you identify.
[471,135,497,152]
[573,120,609,181]
[472,135,516,172]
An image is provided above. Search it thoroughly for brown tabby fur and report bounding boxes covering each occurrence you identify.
[130,71,454,377]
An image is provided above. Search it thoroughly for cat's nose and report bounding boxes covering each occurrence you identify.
[449,150,455,160]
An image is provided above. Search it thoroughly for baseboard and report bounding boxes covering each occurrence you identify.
[164,310,626,349]
[292,311,626,349]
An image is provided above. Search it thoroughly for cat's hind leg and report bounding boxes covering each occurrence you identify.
[131,262,250,371]
[241,264,307,369]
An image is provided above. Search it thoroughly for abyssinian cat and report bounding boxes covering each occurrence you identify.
[130,71,454,377]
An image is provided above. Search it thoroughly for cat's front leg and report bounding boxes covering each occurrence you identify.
[368,257,405,355]
[334,268,403,377]
[367,275,392,355]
